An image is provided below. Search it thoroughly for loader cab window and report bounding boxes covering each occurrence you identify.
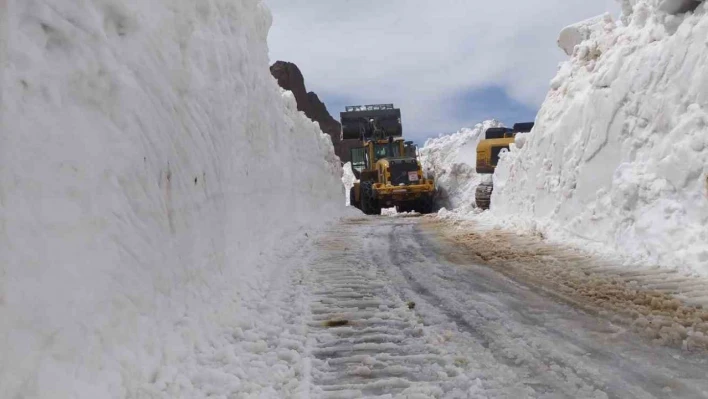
[373,143,401,161]
[350,147,367,175]
[404,141,417,158]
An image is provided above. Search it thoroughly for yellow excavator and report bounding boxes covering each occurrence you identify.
[343,104,435,215]
[475,122,534,209]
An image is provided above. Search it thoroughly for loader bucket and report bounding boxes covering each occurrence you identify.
[341,104,402,140]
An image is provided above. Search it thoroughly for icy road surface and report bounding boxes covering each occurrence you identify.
[300,216,708,399]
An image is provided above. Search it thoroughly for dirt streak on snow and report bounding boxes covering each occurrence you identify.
[428,218,708,352]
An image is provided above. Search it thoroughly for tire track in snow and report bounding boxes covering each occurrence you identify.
[303,227,462,399]
[302,217,708,398]
[380,223,630,398]
[410,218,708,398]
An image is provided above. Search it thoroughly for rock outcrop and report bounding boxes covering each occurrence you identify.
[270,61,342,152]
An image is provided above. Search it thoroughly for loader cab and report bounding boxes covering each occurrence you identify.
[373,141,402,160]
[341,103,407,180]
[350,138,406,179]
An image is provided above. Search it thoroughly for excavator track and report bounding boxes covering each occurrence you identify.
[475,181,493,210]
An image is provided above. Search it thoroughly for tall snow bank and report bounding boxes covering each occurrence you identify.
[0,0,343,397]
[619,0,703,18]
[420,121,502,211]
[493,2,708,275]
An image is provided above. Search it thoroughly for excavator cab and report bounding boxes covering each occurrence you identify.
[476,123,534,174]
[475,122,534,209]
[476,127,515,173]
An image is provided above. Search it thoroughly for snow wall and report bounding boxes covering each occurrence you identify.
[0,0,344,397]
[493,2,708,274]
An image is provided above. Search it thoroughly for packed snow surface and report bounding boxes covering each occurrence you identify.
[303,217,708,398]
[496,3,708,275]
[419,120,501,211]
[0,0,344,397]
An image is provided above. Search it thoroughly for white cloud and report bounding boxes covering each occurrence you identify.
[264,0,621,141]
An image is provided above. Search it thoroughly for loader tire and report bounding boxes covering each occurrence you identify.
[395,204,413,213]
[475,182,493,210]
[349,187,358,209]
[416,195,434,214]
[361,182,380,215]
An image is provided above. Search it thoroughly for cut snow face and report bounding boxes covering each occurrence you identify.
[0,0,344,397]
[493,2,708,275]
[619,0,704,18]
[557,14,613,56]
[419,120,502,211]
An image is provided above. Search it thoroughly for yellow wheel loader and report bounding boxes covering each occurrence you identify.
[342,104,435,215]
[475,122,534,209]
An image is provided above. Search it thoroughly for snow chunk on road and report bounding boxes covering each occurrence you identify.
[0,0,344,397]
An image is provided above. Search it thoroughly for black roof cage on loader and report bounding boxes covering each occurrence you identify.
[341,104,402,140]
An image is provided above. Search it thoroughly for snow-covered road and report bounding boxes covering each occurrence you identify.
[296,216,708,398]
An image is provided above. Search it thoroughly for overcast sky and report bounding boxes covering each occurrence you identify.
[264,0,620,143]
